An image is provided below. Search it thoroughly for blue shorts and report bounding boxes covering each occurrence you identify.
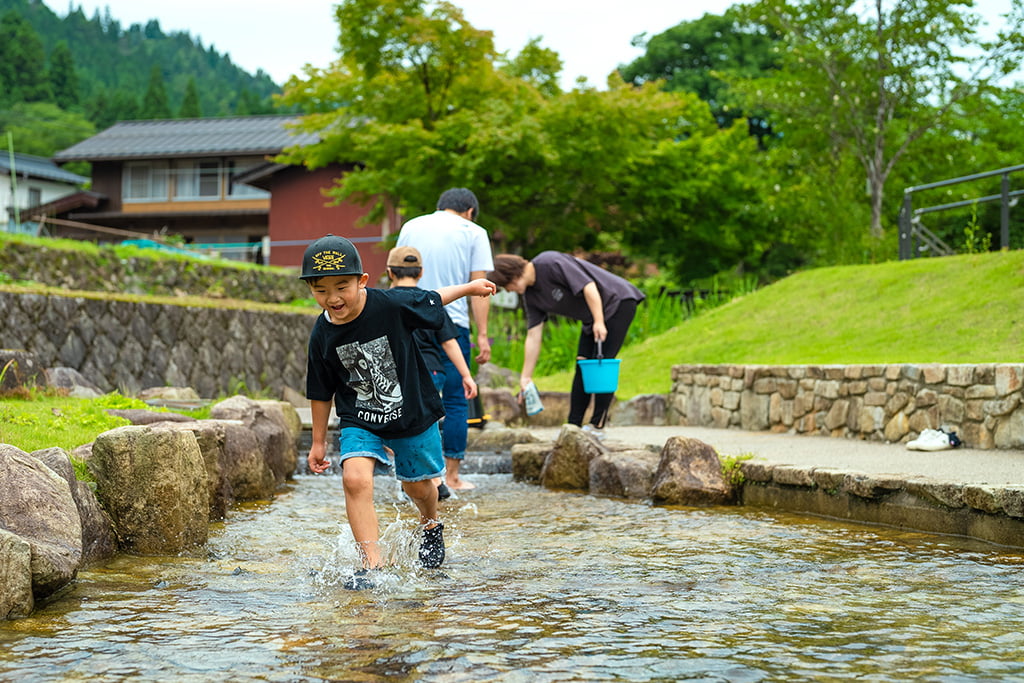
[339,425,445,482]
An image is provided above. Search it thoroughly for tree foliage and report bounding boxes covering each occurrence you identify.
[733,0,1024,240]
[47,40,78,110]
[0,102,95,158]
[178,77,202,118]
[0,0,284,155]
[280,0,774,284]
[141,65,172,119]
[619,8,780,142]
[0,10,52,105]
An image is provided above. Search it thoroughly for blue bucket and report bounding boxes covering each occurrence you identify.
[577,356,621,394]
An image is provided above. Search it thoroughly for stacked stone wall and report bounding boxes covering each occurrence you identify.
[0,238,309,304]
[1,291,316,398]
[670,363,1024,450]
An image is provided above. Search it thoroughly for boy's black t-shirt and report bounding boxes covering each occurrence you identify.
[394,286,459,376]
[306,287,446,439]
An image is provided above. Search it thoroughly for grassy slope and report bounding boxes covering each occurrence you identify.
[536,251,1024,399]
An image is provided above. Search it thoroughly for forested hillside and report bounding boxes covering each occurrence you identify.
[0,0,285,158]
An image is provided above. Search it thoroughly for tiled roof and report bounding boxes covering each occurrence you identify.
[0,152,89,185]
[53,115,319,162]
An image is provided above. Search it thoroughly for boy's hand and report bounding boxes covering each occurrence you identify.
[308,442,331,474]
[469,278,497,297]
[462,376,478,399]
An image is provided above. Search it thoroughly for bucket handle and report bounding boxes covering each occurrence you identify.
[596,339,604,360]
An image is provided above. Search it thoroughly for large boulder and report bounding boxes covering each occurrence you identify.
[211,396,297,482]
[650,436,736,506]
[0,444,82,598]
[611,394,669,426]
[148,421,233,520]
[589,449,661,499]
[105,408,197,425]
[467,427,539,453]
[511,443,553,483]
[214,420,278,501]
[0,528,34,619]
[539,424,608,491]
[44,366,103,398]
[88,426,209,554]
[480,387,523,427]
[32,447,117,566]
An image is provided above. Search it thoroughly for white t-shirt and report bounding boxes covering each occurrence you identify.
[396,210,494,329]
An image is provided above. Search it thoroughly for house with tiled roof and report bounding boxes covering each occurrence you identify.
[47,115,396,278]
[1,152,89,233]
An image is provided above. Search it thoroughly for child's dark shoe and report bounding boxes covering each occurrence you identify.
[342,568,378,591]
[418,523,445,569]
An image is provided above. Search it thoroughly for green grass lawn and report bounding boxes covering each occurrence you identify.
[536,251,1024,399]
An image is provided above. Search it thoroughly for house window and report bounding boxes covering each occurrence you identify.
[174,161,222,200]
[28,188,41,207]
[124,162,170,200]
[227,159,270,198]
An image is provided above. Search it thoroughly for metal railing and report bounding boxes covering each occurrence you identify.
[898,164,1024,259]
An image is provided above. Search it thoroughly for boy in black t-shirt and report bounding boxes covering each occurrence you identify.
[301,235,495,590]
[386,245,478,502]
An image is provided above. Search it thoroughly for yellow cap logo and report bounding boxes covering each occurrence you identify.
[312,249,347,272]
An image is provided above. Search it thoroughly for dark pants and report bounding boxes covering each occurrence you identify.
[567,300,639,429]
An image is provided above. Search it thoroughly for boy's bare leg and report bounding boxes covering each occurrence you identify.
[444,456,476,490]
[342,457,383,568]
[402,478,440,526]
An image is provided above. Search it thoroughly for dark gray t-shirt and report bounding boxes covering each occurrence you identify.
[523,251,645,331]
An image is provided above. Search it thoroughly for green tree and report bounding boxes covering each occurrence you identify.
[734,0,1024,240]
[279,0,502,217]
[0,102,95,157]
[0,10,53,105]
[179,77,202,118]
[85,88,140,129]
[280,0,783,283]
[48,40,79,110]
[499,37,563,98]
[620,8,779,142]
[140,64,172,119]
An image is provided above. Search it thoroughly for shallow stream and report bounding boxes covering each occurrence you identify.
[2,473,1024,682]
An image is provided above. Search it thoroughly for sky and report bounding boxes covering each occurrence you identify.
[59,0,1016,91]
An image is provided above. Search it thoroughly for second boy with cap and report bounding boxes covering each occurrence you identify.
[386,245,479,501]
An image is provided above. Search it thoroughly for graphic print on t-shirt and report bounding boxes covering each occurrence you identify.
[335,336,403,423]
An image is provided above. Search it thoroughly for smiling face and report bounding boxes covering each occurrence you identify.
[307,273,369,324]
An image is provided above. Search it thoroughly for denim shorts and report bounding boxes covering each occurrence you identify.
[339,425,445,482]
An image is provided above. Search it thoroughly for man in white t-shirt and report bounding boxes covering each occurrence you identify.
[397,188,494,490]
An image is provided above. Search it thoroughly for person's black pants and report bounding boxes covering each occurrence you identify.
[567,299,639,428]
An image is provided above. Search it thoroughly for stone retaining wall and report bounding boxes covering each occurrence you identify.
[0,290,316,397]
[0,237,309,304]
[670,363,1024,450]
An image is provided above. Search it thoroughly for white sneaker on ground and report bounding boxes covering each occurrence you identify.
[907,429,951,451]
[581,424,606,441]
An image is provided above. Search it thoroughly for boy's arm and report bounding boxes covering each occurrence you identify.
[307,399,334,474]
[436,278,496,306]
[470,269,491,364]
[441,337,478,399]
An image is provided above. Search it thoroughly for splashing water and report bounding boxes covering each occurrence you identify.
[2,473,1024,682]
